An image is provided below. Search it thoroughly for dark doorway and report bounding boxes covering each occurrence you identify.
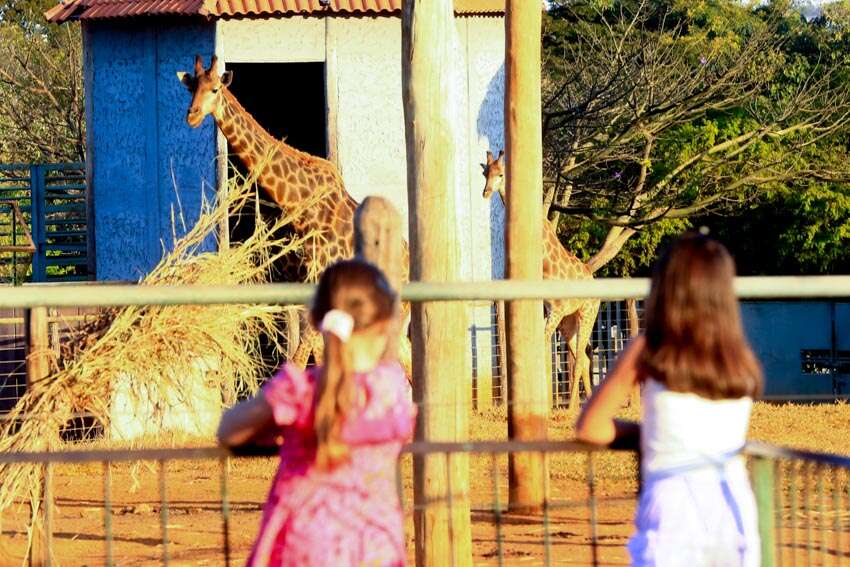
[224,62,327,371]
[225,62,327,283]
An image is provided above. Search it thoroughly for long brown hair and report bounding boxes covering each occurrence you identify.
[640,232,762,399]
[310,260,397,469]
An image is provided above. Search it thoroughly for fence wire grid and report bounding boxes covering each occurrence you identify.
[1,277,849,566]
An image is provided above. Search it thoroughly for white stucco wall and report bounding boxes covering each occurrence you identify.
[219,15,505,282]
[220,17,325,62]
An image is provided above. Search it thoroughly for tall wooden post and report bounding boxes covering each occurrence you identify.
[354,196,404,359]
[25,306,53,567]
[402,2,473,566]
[505,0,548,511]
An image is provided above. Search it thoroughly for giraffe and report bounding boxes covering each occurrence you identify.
[177,55,411,371]
[482,150,599,410]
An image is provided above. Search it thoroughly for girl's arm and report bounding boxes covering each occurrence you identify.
[217,393,275,447]
[575,335,645,446]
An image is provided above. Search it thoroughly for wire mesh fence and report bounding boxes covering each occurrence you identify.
[0,304,104,439]
[1,277,850,565]
[3,440,850,565]
[475,300,644,407]
[0,310,27,414]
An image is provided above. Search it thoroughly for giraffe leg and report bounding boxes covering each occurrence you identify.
[543,308,565,409]
[567,300,600,411]
[308,329,324,366]
[291,325,319,369]
[556,313,579,407]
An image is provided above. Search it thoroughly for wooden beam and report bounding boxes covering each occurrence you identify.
[354,196,403,359]
[402,1,473,565]
[504,0,548,511]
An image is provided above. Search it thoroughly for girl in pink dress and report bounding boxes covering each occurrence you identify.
[218,259,416,567]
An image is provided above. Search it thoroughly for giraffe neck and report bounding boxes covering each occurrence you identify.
[214,89,342,212]
[496,186,589,278]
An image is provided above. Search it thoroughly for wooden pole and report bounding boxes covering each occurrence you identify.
[354,196,403,359]
[505,0,548,512]
[402,1,473,565]
[25,306,52,567]
[626,298,641,408]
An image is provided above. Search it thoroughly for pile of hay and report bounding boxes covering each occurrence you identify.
[0,174,311,544]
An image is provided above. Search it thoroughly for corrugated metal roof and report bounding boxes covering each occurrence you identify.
[46,0,503,23]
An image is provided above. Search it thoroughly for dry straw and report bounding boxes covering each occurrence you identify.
[0,165,323,559]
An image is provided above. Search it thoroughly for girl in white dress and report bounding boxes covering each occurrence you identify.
[576,232,763,567]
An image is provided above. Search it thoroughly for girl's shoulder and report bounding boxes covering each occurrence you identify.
[261,363,318,425]
[361,361,412,401]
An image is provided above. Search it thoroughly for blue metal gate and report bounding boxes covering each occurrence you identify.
[0,163,90,283]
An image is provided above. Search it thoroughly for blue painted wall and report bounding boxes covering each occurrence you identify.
[741,301,849,398]
[86,19,217,281]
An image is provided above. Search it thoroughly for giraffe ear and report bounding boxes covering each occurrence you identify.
[176,71,194,90]
[220,71,233,87]
[480,163,487,172]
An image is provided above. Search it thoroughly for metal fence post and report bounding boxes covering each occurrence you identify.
[753,456,776,567]
[12,205,18,286]
[29,165,45,283]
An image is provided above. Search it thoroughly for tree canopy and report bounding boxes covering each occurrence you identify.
[542,0,850,275]
[0,0,84,163]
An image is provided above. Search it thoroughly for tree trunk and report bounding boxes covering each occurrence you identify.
[402,2,472,565]
[587,226,636,274]
[505,0,549,512]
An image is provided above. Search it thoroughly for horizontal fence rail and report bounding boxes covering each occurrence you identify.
[3,440,850,566]
[1,276,849,308]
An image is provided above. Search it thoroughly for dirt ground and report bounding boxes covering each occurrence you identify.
[2,402,850,566]
[0,455,638,567]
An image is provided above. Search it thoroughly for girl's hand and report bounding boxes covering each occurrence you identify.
[575,335,645,446]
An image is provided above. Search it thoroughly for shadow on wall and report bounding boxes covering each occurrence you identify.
[477,63,506,280]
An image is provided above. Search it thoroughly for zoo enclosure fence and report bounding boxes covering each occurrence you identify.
[2,276,850,566]
[3,439,850,566]
[0,163,90,285]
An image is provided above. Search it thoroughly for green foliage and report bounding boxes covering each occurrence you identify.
[543,0,850,275]
[557,214,690,276]
[0,2,84,163]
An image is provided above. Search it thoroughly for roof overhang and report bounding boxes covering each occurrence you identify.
[45,0,505,24]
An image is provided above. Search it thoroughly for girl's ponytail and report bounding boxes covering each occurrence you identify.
[309,259,398,470]
[314,332,354,470]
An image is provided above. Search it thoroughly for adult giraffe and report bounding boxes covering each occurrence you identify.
[482,150,599,410]
[177,55,411,371]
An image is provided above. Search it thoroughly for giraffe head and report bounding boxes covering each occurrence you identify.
[481,150,505,200]
[176,54,233,128]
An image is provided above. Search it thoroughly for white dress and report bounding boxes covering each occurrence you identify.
[628,379,760,567]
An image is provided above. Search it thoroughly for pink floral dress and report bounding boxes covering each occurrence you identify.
[246,361,416,567]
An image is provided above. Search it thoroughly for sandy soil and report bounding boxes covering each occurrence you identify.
[3,402,850,566]
[2,455,847,566]
[0,455,637,566]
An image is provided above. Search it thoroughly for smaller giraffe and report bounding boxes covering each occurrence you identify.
[482,150,600,409]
